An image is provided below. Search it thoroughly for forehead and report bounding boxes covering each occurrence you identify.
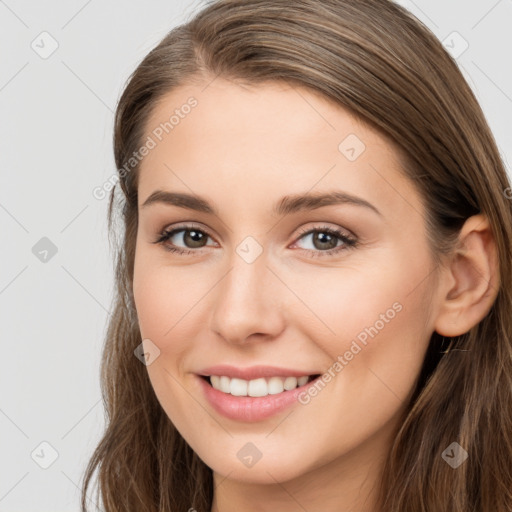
[137,78,424,222]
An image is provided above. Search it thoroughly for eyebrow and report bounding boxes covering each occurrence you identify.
[141,189,382,217]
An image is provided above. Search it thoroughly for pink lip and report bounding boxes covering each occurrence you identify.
[197,364,318,380]
[197,372,321,422]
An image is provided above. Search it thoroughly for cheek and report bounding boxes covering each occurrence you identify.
[132,252,208,349]
[283,253,430,344]
[279,260,433,458]
[132,258,206,426]
[284,253,434,400]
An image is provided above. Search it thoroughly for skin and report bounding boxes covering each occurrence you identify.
[132,77,499,512]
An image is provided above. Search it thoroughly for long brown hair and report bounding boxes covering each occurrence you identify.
[81,1,512,510]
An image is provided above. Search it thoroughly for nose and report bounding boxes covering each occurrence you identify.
[209,247,286,345]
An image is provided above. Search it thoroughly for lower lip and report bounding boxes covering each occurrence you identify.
[198,375,319,422]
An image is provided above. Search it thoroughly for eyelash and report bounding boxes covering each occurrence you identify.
[152,223,358,258]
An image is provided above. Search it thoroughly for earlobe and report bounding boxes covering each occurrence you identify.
[434,214,500,337]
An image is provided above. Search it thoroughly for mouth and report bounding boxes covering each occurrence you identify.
[197,371,323,422]
[196,364,324,421]
[199,374,321,397]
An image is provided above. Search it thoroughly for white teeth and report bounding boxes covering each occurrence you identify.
[219,376,231,393]
[283,376,297,390]
[267,376,284,395]
[208,374,313,396]
[297,376,309,386]
[248,378,267,397]
[230,378,248,396]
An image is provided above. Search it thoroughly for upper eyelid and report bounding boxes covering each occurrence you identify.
[161,223,350,236]
[295,224,354,238]
[163,224,217,242]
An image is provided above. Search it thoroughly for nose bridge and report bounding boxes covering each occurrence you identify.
[209,239,284,343]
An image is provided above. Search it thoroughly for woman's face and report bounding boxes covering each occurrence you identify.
[133,78,441,484]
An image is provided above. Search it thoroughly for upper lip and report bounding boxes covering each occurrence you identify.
[197,365,319,380]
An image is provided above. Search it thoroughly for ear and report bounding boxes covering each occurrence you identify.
[434,214,500,337]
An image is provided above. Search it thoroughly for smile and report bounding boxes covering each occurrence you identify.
[196,365,322,422]
[204,375,318,397]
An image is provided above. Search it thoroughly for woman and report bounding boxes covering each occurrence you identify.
[82,0,512,510]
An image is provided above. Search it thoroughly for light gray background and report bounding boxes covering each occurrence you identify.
[1,0,511,510]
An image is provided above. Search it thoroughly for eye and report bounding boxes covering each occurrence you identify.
[152,224,216,254]
[292,225,358,257]
[152,223,358,257]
